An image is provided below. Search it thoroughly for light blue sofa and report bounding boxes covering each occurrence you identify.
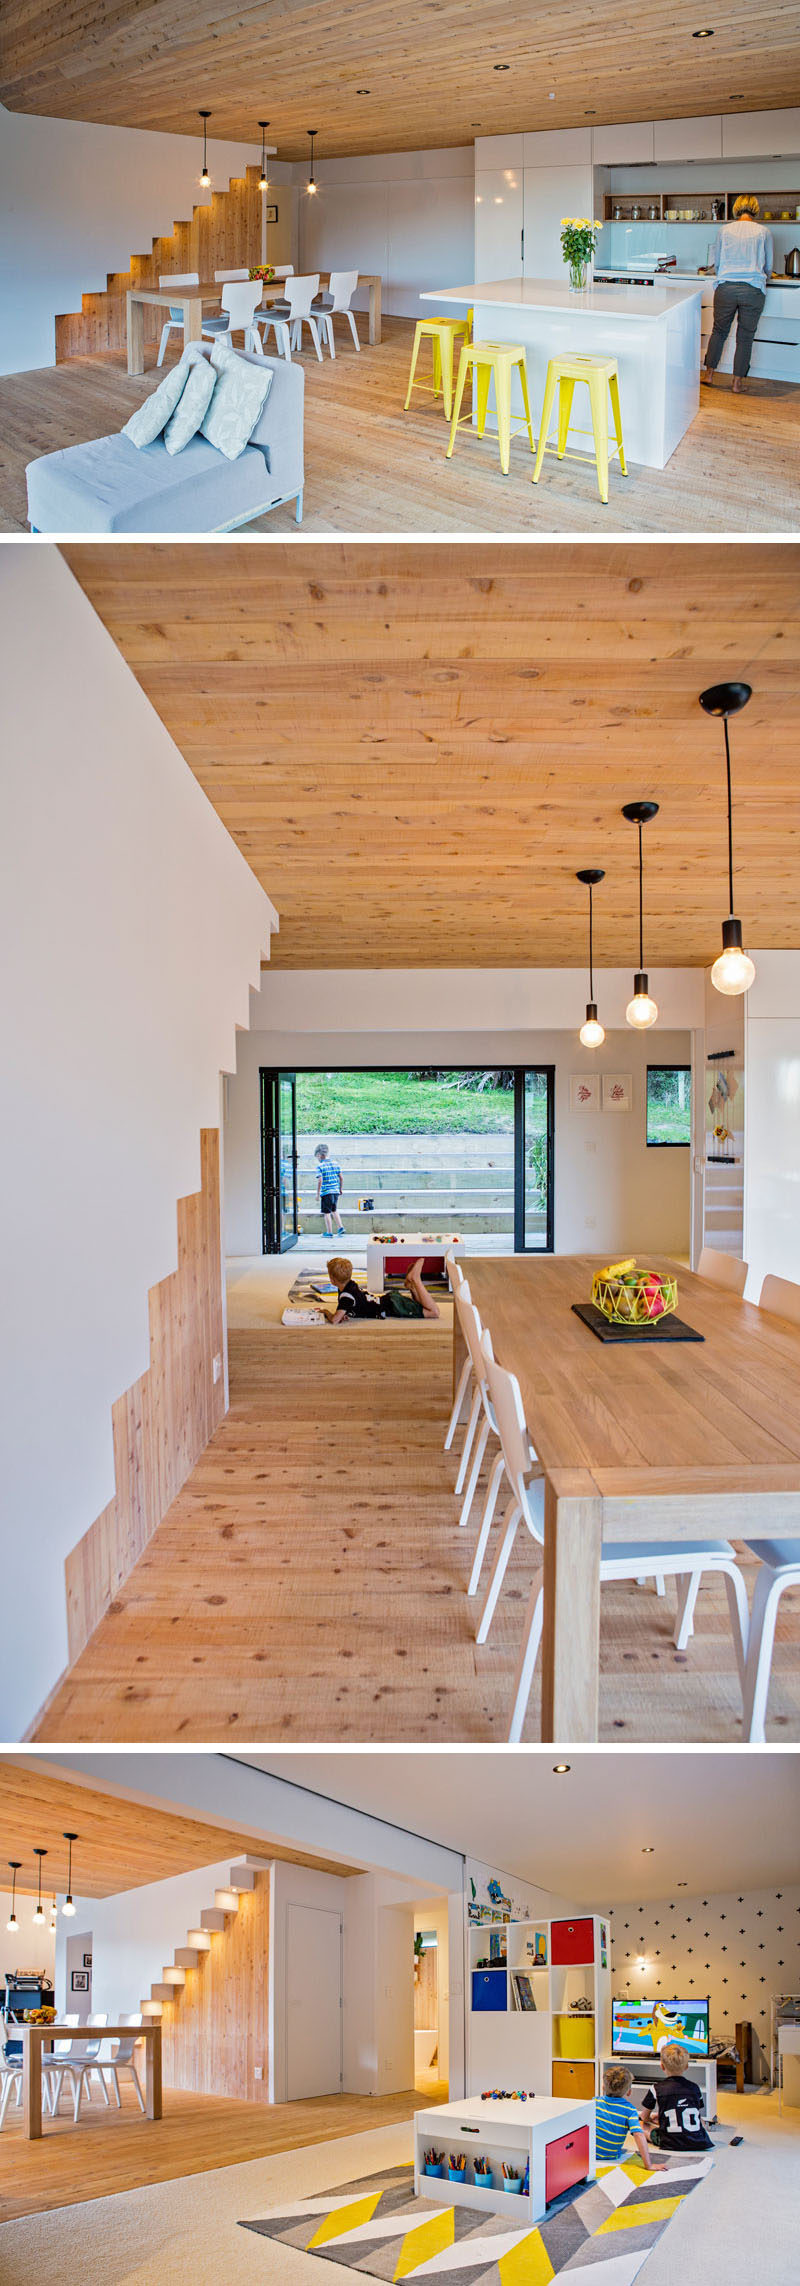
[26,346,304,533]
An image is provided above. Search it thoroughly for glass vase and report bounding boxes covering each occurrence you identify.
[568,260,589,291]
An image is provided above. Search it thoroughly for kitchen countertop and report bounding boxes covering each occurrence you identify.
[423,276,703,319]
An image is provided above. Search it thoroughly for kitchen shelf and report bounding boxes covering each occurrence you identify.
[603,190,800,225]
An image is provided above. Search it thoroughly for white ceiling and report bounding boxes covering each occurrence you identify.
[240,1753,800,1905]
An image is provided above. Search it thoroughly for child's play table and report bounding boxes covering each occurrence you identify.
[413,2093,595,2223]
[366,1234,463,1295]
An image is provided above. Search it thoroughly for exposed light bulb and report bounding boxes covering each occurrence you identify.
[6,1913,17,1933]
[200,167,210,185]
[626,990,659,1029]
[307,179,318,194]
[260,172,268,189]
[580,1013,605,1048]
[33,1905,45,1925]
[62,1896,76,1917]
[711,920,755,996]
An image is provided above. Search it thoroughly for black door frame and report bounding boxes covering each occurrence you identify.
[259,1065,555,1256]
[260,1069,300,1252]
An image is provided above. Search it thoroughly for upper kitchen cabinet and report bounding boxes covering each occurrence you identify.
[474,133,525,169]
[722,105,800,157]
[592,121,655,163]
[654,116,723,161]
[523,128,592,162]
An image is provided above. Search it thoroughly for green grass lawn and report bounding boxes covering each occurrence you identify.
[296,1069,520,1136]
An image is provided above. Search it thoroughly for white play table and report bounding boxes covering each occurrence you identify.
[413,2093,595,2224]
[366,1234,463,1296]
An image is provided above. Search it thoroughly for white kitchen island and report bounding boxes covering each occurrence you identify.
[421,277,704,469]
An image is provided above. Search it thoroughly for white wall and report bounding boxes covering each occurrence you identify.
[610,1881,800,2082]
[0,1895,56,1978]
[297,144,474,319]
[223,981,697,1260]
[744,951,800,1300]
[0,104,289,374]
[55,1858,237,2022]
[0,554,274,1738]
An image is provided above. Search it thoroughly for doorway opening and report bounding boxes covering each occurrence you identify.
[413,1907,449,2098]
[259,1067,554,1258]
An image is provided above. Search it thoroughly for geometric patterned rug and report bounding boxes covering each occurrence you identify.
[238,2153,713,2281]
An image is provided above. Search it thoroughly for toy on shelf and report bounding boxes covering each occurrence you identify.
[480,2088,537,2101]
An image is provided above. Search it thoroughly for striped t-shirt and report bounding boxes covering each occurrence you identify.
[595,2095,641,2163]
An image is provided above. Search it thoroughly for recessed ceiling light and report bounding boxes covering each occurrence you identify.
[693,25,714,35]
[677,1879,689,1887]
[586,109,597,115]
[548,91,555,100]
[494,63,510,71]
[642,1846,655,1854]
[553,1762,571,1774]
[356,88,370,95]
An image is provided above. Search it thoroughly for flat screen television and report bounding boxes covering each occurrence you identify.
[611,1997,710,2058]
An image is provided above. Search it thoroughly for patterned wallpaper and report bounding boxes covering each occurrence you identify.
[609,1884,800,2079]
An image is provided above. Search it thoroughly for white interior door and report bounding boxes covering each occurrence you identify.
[286,1903,342,2099]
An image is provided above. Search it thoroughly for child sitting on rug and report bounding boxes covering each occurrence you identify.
[595,2066,667,2172]
[640,2043,713,2152]
[324,1256,441,1324]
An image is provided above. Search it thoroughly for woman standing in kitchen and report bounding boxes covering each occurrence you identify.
[701,194,774,392]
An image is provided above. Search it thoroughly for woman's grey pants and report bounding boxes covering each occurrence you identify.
[705,282,766,376]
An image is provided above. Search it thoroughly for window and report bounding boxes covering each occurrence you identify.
[647,1065,691,1147]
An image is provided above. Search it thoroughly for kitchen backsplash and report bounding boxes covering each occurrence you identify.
[599,220,800,273]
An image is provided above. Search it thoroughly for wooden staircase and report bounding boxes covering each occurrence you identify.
[139,1857,270,2019]
[55,166,264,362]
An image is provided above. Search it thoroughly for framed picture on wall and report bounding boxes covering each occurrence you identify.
[71,1968,90,1993]
[83,1953,93,1970]
[602,1073,632,1113]
[569,1075,600,1112]
[265,204,279,224]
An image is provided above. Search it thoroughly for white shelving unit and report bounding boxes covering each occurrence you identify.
[466,1913,611,2101]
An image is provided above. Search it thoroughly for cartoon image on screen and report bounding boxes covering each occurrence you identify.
[611,1997,710,2057]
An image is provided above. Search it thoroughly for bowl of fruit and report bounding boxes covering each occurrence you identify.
[591,1256,678,1326]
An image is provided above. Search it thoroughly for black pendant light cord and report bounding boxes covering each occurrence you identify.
[588,882,595,1001]
[723,714,735,916]
[637,820,644,970]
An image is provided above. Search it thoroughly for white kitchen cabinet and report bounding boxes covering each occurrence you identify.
[592,121,655,163]
[475,168,523,279]
[653,116,723,161]
[722,106,800,158]
[523,163,594,280]
[523,128,592,163]
[474,133,524,169]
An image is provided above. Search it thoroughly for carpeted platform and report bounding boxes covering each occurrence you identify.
[239,2153,713,2280]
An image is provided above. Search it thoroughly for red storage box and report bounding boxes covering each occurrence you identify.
[546,2124,591,2204]
[550,1916,594,1965]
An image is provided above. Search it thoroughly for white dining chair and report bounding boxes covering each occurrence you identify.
[273,264,294,279]
[40,2013,81,2114]
[102,2016,146,2112]
[697,1245,749,1296]
[0,2043,23,2127]
[444,1275,475,1453]
[474,1333,749,1743]
[737,1270,800,1739]
[214,267,250,282]
[202,280,264,354]
[49,2015,111,2121]
[311,270,361,355]
[156,273,200,366]
[260,275,323,361]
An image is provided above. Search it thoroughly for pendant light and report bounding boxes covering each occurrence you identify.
[306,128,319,194]
[199,109,211,186]
[6,1863,21,1933]
[698,680,756,996]
[32,1847,47,1926]
[576,869,605,1046]
[258,121,269,191]
[622,801,660,1028]
[62,1832,78,1916]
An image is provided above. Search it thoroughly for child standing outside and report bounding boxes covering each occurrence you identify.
[595,2066,667,2172]
[314,1143,345,1237]
[640,2043,713,2152]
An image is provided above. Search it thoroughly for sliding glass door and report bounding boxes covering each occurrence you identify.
[260,1069,300,1251]
[514,1068,555,1252]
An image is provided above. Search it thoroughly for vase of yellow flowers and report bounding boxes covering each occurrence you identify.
[560,217,601,290]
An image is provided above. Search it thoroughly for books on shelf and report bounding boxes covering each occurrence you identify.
[511,1972,537,2012]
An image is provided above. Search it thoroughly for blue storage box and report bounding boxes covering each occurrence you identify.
[471,1967,507,2012]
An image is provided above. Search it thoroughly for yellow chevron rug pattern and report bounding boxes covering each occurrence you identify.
[239,2151,713,2281]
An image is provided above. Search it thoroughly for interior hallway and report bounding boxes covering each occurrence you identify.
[34,1326,800,1744]
[1,2092,797,2286]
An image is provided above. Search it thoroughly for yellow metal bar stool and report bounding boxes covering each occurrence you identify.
[446,339,534,476]
[532,353,627,504]
[404,311,473,421]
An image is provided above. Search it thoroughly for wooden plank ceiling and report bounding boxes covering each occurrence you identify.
[64,540,800,971]
[0,1759,358,1894]
[3,1,800,153]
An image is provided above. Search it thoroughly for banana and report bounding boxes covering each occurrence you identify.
[600,1256,637,1280]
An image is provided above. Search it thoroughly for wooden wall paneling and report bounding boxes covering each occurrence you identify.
[160,1875,270,2101]
[2,1,799,153]
[55,166,263,361]
[64,1126,225,1663]
[414,1944,437,2031]
[0,1761,277,1896]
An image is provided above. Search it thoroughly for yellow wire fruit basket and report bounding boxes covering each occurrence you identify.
[591,1259,678,1326]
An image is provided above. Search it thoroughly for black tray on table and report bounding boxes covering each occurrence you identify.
[572,1302,705,1344]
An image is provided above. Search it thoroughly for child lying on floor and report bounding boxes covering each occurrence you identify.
[640,2042,713,2152]
[595,2065,667,2172]
[324,1256,441,1323]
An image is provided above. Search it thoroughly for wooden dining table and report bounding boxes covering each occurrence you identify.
[126,272,382,374]
[20,2021,162,2138]
[454,1255,800,1742]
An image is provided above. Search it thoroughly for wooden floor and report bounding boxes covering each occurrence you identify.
[34,1327,800,1743]
[0,2078,447,2223]
[4,319,800,534]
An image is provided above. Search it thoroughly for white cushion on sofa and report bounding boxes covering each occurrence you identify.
[201,338,273,459]
[163,357,217,454]
[122,358,189,448]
